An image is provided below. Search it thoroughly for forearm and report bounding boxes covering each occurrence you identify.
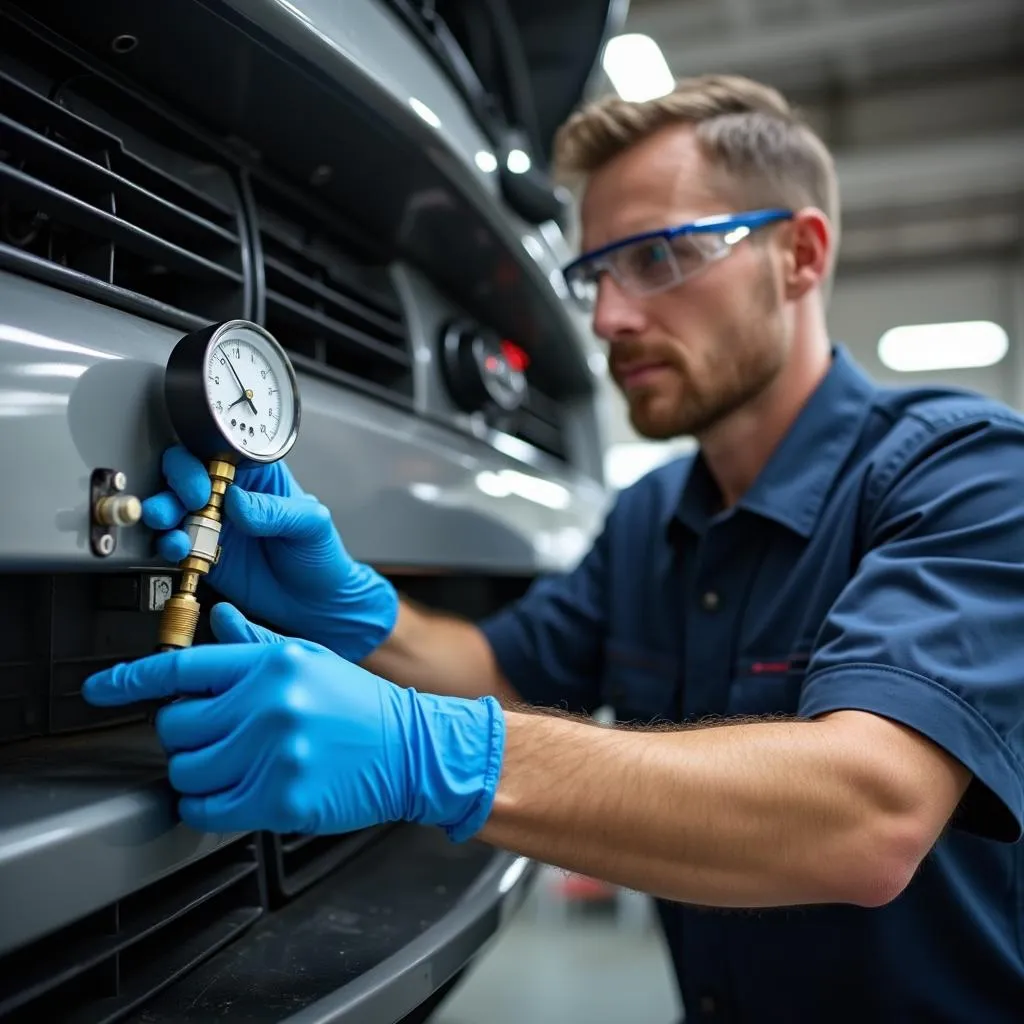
[363,598,521,704]
[479,709,965,909]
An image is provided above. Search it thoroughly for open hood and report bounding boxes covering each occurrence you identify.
[391,0,628,169]
[500,0,629,165]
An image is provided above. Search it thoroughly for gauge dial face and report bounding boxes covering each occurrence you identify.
[204,325,298,461]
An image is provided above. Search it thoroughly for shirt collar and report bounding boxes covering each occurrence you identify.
[670,346,879,540]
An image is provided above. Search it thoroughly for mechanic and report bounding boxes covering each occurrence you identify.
[84,74,1024,1022]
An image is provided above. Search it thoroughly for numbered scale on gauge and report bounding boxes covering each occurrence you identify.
[158,320,302,652]
[166,319,300,465]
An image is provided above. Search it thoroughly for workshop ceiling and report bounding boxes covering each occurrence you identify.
[624,0,1023,96]
[614,0,1024,271]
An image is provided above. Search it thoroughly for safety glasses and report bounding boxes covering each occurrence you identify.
[562,208,794,310]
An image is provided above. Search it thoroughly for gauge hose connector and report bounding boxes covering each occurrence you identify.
[157,458,236,651]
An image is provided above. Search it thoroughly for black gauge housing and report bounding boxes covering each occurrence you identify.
[164,320,301,465]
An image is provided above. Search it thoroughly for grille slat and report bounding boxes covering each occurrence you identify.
[263,253,404,340]
[0,837,264,1023]
[0,163,242,285]
[265,288,411,368]
[0,49,246,325]
[264,827,389,904]
[255,188,414,405]
[0,105,238,251]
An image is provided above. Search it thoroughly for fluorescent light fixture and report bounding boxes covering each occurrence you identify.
[408,97,441,128]
[602,34,675,102]
[506,148,531,174]
[877,320,1009,372]
[474,150,498,173]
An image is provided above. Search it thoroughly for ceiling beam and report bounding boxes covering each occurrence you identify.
[628,0,1022,76]
[836,131,1024,214]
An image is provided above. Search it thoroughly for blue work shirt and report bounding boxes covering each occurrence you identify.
[480,346,1024,1023]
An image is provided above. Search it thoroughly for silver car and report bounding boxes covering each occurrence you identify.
[0,1,619,1021]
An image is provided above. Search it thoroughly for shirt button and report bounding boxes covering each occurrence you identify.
[699,995,717,1014]
[700,590,720,612]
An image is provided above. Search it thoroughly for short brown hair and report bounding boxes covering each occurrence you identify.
[553,74,840,268]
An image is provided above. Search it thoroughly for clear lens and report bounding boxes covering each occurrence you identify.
[564,227,738,310]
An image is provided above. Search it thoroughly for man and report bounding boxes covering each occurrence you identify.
[84,75,1024,1021]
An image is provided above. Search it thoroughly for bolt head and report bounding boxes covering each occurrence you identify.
[97,533,115,556]
[112,472,127,492]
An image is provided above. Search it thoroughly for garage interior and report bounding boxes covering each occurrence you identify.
[1,1,1022,1022]
[437,2,1024,1021]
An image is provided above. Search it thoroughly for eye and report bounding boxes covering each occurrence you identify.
[622,239,672,275]
[669,235,709,273]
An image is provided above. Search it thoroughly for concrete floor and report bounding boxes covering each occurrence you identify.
[434,868,682,1024]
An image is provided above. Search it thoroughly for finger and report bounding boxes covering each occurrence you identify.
[142,491,187,531]
[224,487,329,541]
[209,603,287,646]
[81,644,256,706]
[167,728,249,795]
[178,789,255,834]
[157,529,191,564]
[155,693,235,753]
[163,445,211,511]
[177,742,310,834]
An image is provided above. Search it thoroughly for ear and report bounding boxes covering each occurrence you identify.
[782,208,832,301]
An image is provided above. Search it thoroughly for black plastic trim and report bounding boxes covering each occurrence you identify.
[236,172,262,326]
[120,823,536,1023]
[0,242,209,331]
[286,851,535,1024]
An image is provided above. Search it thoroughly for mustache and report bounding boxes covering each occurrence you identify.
[608,341,676,376]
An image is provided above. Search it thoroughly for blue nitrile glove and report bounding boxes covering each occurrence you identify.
[81,603,505,840]
[142,445,398,662]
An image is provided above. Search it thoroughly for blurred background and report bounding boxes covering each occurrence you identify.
[438,1,1023,1020]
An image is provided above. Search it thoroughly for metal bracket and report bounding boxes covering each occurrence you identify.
[89,467,130,557]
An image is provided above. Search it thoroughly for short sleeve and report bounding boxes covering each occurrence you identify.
[799,410,1024,842]
[478,512,612,714]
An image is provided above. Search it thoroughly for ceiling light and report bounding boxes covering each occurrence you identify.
[602,34,675,102]
[877,321,1009,372]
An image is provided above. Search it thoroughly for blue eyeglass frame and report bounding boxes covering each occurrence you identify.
[562,207,795,287]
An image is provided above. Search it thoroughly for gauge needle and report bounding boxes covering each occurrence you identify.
[228,391,255,412]
[219,345,258,415]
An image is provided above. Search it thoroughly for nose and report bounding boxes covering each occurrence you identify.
[591,273,648,344]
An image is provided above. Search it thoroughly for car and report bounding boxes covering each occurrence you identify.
[0,1,620,1021]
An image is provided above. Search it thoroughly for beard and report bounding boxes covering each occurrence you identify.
[614,256,787,440]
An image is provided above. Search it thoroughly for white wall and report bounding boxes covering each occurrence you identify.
[827,258,1021,404]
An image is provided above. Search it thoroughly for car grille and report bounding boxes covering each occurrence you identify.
[253,181,414,408]
[0,15,247,329]
[0,837,264,1024]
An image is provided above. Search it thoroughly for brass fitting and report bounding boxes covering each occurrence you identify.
[157,458,236,651]
[94,493,143,527]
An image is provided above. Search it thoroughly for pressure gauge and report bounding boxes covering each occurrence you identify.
[164,320,300,465]
[156,320,301,653]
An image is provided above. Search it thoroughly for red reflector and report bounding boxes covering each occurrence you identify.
[500,340,529,372]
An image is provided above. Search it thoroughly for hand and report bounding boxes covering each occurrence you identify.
[142,445,398,662]
[81,604,505,839]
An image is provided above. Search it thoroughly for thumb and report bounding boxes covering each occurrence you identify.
[224,486,333,542]
[209,602,287,645]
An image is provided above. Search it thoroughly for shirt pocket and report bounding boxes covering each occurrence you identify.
[600,641,678,724]
[728,652,810,718]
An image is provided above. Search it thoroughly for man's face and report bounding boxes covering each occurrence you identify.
[578,125,792,440]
